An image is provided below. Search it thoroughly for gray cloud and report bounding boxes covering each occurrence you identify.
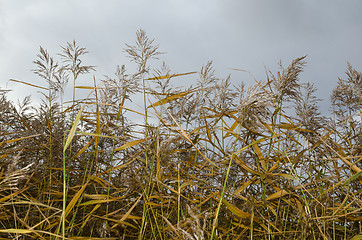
[1,0,361,114]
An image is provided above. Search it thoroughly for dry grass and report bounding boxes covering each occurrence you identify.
[0,30,361,239]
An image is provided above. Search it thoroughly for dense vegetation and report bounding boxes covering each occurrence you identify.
[0,30,361,239]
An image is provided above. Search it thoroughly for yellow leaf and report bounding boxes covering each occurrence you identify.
[0,229,33,234]
[111,195,142,229]
[65,180,89,217]
[83,194,109,200]
[224,119,240,138]
[10,79,47,90]
[79,204,101,231]
[80,196,125,206]
[145,71,197,80]
[76,132,116,139]
[75,86,97,89]
[234,176,258,195]
[64,105,84,151]
[5,134,41,144]
[266,189,289,201]
[228,68,247,72]
[114,139,146,151]
[147,89,197,108]
[234,155,261,175]
[276,123,297,129]
[252,140,267,171]
[72,138,94,159]
[277,173,297,180]
[80,199,115,206]
[220,197,251,219]
[89,175,108,187]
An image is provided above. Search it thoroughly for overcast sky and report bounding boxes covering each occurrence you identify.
[1,0,362,115]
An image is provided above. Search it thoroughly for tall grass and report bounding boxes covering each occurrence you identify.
[0,30,361,239]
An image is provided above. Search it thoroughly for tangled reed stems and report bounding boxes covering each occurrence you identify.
[0,30,361,239]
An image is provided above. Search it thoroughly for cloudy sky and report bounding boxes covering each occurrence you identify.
[1,0,362,115]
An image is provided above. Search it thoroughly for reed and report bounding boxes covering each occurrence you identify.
[0,30,361,239]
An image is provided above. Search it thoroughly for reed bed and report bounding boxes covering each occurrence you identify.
[0,30,361,239]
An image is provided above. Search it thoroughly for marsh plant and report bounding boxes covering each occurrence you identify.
[0,30,361,239]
